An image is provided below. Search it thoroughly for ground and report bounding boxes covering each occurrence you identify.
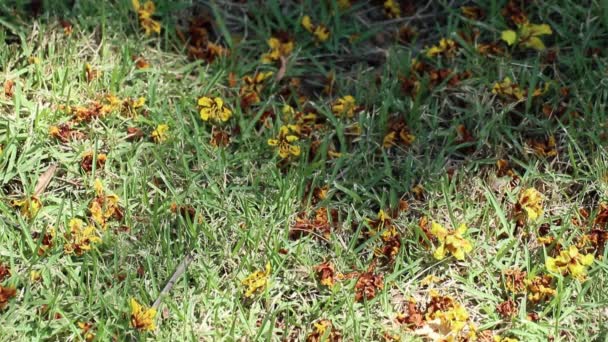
[0,0,607,341]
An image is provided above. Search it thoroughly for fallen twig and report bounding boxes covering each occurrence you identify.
[152,251,195,310]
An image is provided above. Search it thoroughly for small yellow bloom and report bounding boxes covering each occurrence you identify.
[63,218,102,256]
[301,16,330,42]
[132,0,161,35]
[424,292,471,335]
[241,262,271,297]
[501,22,552,51]
[30,270,41,282]
[383,0,401,18]
[129,298,157,331]
[426,38,458,58]
[492,77,525,101]
[11,196,42,219]
[151,124,169,143]
[430,222,473,260]
[261,37,294,64]
[331,95,357,118]
[198,96,232,122]
[518,187,543,221]
[268,125,301,159]
[546,245,594,281]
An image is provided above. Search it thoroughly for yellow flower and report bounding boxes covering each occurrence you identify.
[240,71,274,106]
[11,196,42,219]
[331,95,357,118]
[132,0,161,35]
[129,298,157,331]
[268,125,300,159]
[261,37,294,64]
[518,187,543,221]
[425,292,471,335]
[501,22,552,51]
[301,16,330,42]
[241,262,271,297]
[90,180,122,229]
[383,0,401,18]
[63,218,101,256]
[198,96,232,122]
[430,222,473,260]
[426,38,458,58]
[546,245,594,281]
[151,124,169,143]
[492,77,525,101]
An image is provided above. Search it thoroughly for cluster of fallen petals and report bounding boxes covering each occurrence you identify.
[63,218,102,256]
[397,291,476,341]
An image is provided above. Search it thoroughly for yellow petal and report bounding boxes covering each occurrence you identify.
[501,30,518,46]
[301,15,314,32]
[198,97,212,107]
[581,253,594,266]
[528,23,552,36]
[524,36,546,51]
[267,139,279,146]
[200,109,210,121]
[289,145,301,156]
[546,257,557,273]
[433,244,446,260]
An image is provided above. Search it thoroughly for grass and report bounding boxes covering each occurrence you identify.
[1,0,608,340]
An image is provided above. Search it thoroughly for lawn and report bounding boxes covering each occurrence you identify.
[0,0,607,341]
